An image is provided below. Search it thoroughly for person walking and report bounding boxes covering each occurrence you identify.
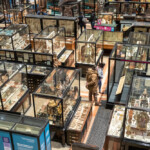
[97,63,104,93]
[86,67,99,106]
[89,11,96,29]
[78,12,86,33]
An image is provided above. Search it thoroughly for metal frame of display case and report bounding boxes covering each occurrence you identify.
[128,32,150,46]
[25,14,80,39]
[61,1,82,17]
[32,67,81,145]
[75,29,104,76]
[0,24,31,51]
[0,49,53,67]
[0,111,51,150]
[33,26,66,58]
[107,43,150,109]
[0,62,31,114]
[123,22,150,40]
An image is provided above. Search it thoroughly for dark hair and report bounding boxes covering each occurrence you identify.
[99,63,104,68]
[92,65,96,70]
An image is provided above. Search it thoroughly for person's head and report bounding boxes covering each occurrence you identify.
[92,65,96,71]
[80,12,83,16]
[99,63,104,68]
[87,68,92,74]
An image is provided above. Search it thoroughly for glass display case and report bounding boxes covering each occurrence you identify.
[33,27,65,56]
[25,14,80,38]
[75,29,103,76]
[6,4,35,24]
[103,31,123,50]
[107,43,149,108]
[0,63,31,114]
[61,1,82,17]
[82,0,98,17]
[33,68,81,128]
[0,24,31,50]
[0,61,24,88]
[128,76,150,110]
[128,32,150,45]
[47,0,61,16]
[123,108,150,148]
[0,111,51,150]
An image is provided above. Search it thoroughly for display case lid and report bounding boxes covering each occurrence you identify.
[132,22,150,27]
[35,68,78,98]
[0,120,15,130]
[25,14,77,21]
[77,29,103,43]
[0,24,28,36]
[12,123,41,135]
[35,26,64,40]
[20,116,48,129]
[0,112,21,123]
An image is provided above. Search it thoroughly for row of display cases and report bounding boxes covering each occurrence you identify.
[47,0,82,17]
[105,1,150,15]
[25,14,80,38]
[105,95,150,150]
[0,111,51,150]
[0,24,75,68]
[0,24,31,50]
[0,1,35,25]
[107,43,150,108]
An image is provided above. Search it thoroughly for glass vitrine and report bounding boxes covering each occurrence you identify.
[76,29,103,65]
[34,27,65,55]
[25,14,80,38]
[128,76,150,110]
[0,61,24,87]
[128,32,150,45]
[124,108,150,144]
[0,64,31,114]
[46,0,61,16]
[33,68,80,127]
[0,24,30,50]
[107,43,150,108]
[6,3,35,24]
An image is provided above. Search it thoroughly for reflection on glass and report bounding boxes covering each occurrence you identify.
[13,124,41,135]
[0,120,15,130]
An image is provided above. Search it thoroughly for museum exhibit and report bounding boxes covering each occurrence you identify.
[0,0,150,150]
